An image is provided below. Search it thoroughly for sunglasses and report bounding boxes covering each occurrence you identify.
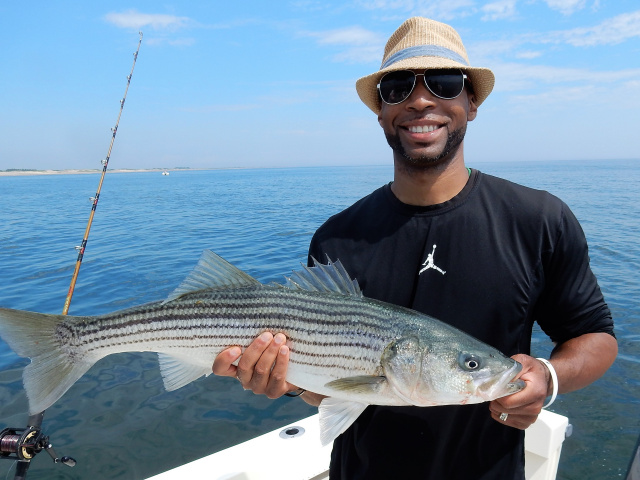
[377,69,468,105]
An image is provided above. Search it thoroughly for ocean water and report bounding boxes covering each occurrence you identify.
[0,161,638,479]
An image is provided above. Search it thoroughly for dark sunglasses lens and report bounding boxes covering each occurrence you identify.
[379,71,416,104]
[425,70,465,99]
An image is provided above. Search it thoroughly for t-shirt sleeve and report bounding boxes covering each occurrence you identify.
[535,202,614,343]
[308,231,325,267]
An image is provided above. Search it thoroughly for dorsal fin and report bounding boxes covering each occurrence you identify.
[164,250,260,303]
[284,256,362,297]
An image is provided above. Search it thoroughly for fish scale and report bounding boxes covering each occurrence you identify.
[0,250,524,445]
[69,286,394,376]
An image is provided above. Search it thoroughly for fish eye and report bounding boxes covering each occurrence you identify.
[458,353,481,371]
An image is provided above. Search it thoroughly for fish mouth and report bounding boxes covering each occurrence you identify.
[477,360,525,401]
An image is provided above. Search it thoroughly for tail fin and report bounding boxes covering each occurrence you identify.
[0,308,95,414]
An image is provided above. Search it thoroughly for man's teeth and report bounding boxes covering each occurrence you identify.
[409,125,438,133]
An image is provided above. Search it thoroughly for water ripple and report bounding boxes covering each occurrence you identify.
[0,162,638,479]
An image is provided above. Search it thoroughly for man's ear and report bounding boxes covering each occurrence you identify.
[467,94,478,122]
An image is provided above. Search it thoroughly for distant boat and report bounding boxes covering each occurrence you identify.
[162,170,170,176]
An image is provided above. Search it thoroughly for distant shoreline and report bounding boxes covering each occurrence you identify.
[2,159,636,177]
[0,168,197,177]
[0,166,321,176]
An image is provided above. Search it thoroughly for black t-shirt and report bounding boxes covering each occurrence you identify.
[308,169,613,480]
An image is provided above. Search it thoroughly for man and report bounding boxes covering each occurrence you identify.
[213,17,617,479]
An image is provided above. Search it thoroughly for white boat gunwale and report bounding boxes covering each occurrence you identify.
[147,409,570,480]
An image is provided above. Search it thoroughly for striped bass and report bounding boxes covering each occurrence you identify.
[0,250,525,445]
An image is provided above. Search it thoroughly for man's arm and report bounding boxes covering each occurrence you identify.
[212,333,326,407]
[489,332,617,429]
[546,332,618,393]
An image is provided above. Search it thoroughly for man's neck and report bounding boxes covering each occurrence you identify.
[390,155,469,207]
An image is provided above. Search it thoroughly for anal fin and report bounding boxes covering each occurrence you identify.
[157,353,212,391]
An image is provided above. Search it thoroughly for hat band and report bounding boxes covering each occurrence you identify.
[381,45,469,69]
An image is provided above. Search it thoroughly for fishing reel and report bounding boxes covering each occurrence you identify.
[0,414,76,476]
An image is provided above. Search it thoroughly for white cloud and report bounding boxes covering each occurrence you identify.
[492,61,640,92]
[312,26,382,46]
[412,0,477,20]
[470,9,640,65]
[145,37,196,47]
[511,84,594,103]
[104,10,193,31]
[333,45,385,63]
[355,0,415,10]
[542,0,587,15]
[481,0,518,21]
[305,26,385,63]
[506,81,640,113]
[550,10,640,46]
[290,0,340,12]
[181,104,261,113]
[169,38,196,47]
[468,39,524,63]
[515,50,542,59]
[355,0,476,21]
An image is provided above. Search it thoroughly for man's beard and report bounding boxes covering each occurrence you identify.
[385,124,467,170]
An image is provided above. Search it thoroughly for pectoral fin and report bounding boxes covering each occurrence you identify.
[325,375,388,395]
[318,398,369,446]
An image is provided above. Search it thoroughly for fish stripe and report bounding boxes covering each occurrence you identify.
[56,286,397,375]
[0,250,523,420]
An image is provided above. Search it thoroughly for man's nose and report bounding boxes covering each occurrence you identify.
[404,76,437,110]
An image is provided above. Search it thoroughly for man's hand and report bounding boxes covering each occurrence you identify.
[489,354,549,430]
[212,332,294,399]
[490,333,617,429]
[212,332,328,407]
[489,332,618,429]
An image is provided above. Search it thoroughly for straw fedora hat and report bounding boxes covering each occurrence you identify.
[356,17,495,114]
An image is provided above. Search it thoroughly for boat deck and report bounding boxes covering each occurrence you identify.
[148,409,570,480]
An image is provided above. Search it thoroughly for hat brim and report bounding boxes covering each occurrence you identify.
[356,56,495,114]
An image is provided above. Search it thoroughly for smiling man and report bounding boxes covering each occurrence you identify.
[213,17,617,479]
[378,68,476,167]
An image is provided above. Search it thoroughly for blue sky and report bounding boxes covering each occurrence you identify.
[1,1,639,170]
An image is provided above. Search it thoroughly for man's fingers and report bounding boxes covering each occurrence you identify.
[489,398,541,430]
[212,346,242,376]
[236,332,273,384]
[247,333,287,394]
[490,408,538,430]
[264,342,292,398]
[211,332,293,398]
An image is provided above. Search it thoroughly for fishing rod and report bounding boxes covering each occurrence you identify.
[0,32,143,480]
[63,31,143,315]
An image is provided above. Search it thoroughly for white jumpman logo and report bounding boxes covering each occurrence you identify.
[419,244,446,275]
